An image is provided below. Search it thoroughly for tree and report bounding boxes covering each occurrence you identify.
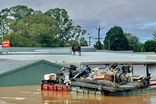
[5,12,59,47]
[65,40,79,47]
[80,37,88,46]
[0,5,35,42]
[65,37,88,47]
[142,40,156,52]
[1,5,87,47]
[153,32,156,40]
[94,41,103,49]
[104,26,129,50]
[125,33,142,52]
[0,5,34,21]
[45,8,86,47]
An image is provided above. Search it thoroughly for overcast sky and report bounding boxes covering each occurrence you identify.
[0,0,156,43]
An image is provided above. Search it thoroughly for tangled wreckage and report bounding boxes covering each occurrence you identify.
[41,63,153,96]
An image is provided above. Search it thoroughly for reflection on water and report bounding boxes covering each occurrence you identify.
[0,85,156,104]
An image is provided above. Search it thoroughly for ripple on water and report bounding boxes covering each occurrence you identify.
[1,97,27,100]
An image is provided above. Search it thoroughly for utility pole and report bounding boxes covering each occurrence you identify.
[95,25,103,42]
[88,36,91,46]
[87,33,92,46]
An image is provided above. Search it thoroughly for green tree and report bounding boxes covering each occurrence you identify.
[104,26,129,50]
[80,37,88,46]
[0,8,10,19]
[142,40,156,52]
[45,8,86,47]
[125,33,142,52]
[153,32,156,40]
[65,39,79,47]
[65,37,88,47]
[94,41,103,49]
[0,5,34,21]
[5,12,59,47]
[1,5,87,47]
[0,5,35,42]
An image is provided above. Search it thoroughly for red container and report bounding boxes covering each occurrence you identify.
[53,84,68,91]
[56,85,63,91]
[42,84,48,90]
[62,85,68,92]
[48,84,54,90]
[41,83,68,92]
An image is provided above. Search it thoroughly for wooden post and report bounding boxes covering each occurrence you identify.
[146,64,150,85]
[131,64,134,75]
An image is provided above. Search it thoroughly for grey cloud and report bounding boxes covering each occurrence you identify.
[1,0,156,25]
[0,0,156,41]
[141,22,156,31]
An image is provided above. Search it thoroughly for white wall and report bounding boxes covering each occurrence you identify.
[148,65,156,78]
[133,64,156,78]
[133,65,146,76]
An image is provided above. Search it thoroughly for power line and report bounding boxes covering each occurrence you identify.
[82,25,155,32]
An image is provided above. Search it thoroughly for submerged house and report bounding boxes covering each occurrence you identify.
[1,49,156,87]
[0,59,62,87]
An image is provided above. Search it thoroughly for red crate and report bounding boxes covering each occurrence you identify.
[41,84,48,90]
[48,84,54,90]
[62,85,68,92]
[53,84,68,91]
[41,83,68,92]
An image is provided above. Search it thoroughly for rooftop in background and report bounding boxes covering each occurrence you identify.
[0,51,156,64]
[0,47,96,55]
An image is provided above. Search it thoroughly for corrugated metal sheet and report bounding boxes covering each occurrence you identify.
[0,60,63,87]
[0,52,148,63]
[0,59,37,74]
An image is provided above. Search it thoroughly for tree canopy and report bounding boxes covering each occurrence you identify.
[0,5,87,47]
[104,26,129,50]
[4,12,59,47]
[125,33,142,52]
[142,40,156,52]
[45,8,86,47]
[141,32,156,53]
[94,41,103,49]
[0,5,34,21]
[153,32,156,40]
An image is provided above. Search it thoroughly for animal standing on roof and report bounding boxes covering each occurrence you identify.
[71,46,81,56]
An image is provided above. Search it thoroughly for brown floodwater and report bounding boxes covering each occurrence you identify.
[0,85,156,104]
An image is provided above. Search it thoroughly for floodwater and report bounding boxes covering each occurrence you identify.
[0,86,156,104]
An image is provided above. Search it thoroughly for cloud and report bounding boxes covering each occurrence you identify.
[141,22,156,31]
[0,0,156,42]
[1,0,156,25]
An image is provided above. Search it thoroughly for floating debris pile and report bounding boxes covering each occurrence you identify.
[41,63,151,95]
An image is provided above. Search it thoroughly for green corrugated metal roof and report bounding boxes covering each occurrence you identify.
[0,59,37,74]
[0,60,63,78]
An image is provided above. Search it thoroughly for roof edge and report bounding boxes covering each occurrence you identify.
[0,60,63,78]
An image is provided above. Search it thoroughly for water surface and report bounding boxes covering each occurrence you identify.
[0,85,156,104]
